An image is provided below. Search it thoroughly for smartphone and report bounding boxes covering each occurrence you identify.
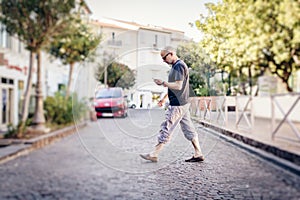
[153,78,163,85]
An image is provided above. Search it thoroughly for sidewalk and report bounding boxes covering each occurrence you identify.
[192,112,300,166]
[0,122,87,164]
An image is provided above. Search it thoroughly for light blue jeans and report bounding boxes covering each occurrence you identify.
[158,103,197,143]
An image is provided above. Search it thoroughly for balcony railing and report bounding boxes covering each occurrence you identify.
[107,39,122,47]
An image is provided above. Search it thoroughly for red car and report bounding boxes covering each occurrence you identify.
[94,87,128,118]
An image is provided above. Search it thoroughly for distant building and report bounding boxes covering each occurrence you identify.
[90,17,190,108]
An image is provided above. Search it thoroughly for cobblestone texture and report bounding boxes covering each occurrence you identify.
[0,109,299,199]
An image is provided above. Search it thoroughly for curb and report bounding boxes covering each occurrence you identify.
[193,118,300,166]
[0,122,87,165]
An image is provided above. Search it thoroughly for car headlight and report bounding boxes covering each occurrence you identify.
[93,102,98,106]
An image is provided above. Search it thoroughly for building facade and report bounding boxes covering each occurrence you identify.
[91,17,189,108]
[0,22,29,130]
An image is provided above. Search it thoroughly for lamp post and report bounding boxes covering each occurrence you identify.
[32,51,48,132]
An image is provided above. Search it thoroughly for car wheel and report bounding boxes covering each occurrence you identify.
[132,104,136,109]
[121,112,127,118]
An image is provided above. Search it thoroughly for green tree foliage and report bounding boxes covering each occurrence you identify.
[0,0,76,133]
[0,0,75,52]
[95,60,135,89]
[196,0,300,93]
[176,42,217,96]
[48,16,101,99]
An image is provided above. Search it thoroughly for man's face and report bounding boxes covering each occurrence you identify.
[161,51,172,64]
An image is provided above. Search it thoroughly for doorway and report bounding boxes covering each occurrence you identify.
[0,87,14,127]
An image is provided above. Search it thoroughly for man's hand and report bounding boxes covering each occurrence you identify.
[157,94,168,107]
[157,99,164,107]
[153,78,164,86]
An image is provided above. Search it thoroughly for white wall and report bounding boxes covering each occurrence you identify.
[0,31,28,127]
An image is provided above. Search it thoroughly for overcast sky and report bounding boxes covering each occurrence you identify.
[84,0,219,41]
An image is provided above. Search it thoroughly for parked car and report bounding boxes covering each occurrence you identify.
[94,87,128,118]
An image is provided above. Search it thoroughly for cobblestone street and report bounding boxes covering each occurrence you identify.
[0,109,299,199]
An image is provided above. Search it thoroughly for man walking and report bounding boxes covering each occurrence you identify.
[140,46,204,163]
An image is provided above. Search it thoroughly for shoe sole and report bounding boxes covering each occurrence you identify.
[185,156,205,162]
[140,154,158,162]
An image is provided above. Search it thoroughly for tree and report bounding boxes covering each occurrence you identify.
[48,16,101,99]
[0,0,76,133]
[196,0,300,93]
[95,59,135,89]
[176,41,217,96]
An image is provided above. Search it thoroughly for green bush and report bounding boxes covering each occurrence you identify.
[44,91,88,125]
[4,123,18,138]
[194,86,219,96]
[4,119,31,138]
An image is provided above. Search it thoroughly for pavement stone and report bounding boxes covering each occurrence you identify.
[0,110,300,200]
[0,109,299,199]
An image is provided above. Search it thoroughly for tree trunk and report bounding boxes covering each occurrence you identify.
[284,79,293,92]
[275,67,293,92]
[206,71,210,96]
[227,73,232,96]
[221,69,226,95]
[248,65,252,96]
[18,52,35,135]
[292,49,300,66]
[238,68,247,95]
[32,51,46,131]
[65,62,74,100]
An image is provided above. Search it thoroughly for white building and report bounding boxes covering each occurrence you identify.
[0,23,31,130]
[90,17,190,108]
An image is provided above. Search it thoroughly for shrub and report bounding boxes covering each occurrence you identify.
[44,91,88,125]
[4,123,18,138]
[4,119,31,139]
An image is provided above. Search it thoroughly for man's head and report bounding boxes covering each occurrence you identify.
[160,46,178,64]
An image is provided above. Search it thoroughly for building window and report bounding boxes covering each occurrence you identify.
[9,79,14,85]
[1,78,14,85]
[2,88,7,124]
[153,35,158,49]
[18,40,22,53]
[6,34,11,49]
[58,83,66,91]
[18,80,24,90]
[108,32,122,47]
[112,32,115,40]
[0,23,12,49]
[140,32,145,44]
[1,78,7,84]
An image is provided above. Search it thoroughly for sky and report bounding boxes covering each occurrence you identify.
[84,0,219,42]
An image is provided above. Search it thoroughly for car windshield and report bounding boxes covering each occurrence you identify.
[95,89,122,99]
